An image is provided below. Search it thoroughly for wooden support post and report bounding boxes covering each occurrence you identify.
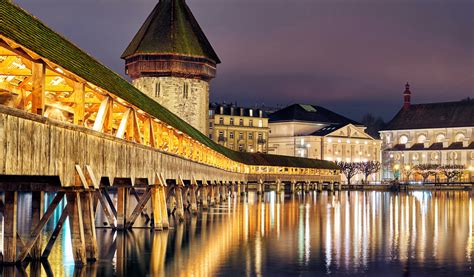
[73,82,85,125]
[276,180,282,194]
[220,182,227,202]
[17,192,65,262]
[329,182,335,192]
[31,62,45,115]
[96,190,116,228]
[209,183,216,206]
[30,191,44,260]
[237,182,241,196]
[175,177,185,222]
[317,182,323,192]
[80,191,98,261]
[257,180,263,195]
[240,182,247,196]
[151,186,163,231]
[131,188,150,221]
[337,182,342,191]
[158,185,169,229]
[189,178,198,214]
[42,206,68,259]
[116,187,128,230]
[201,180,209,210]
[3,191,18,264]
[291,181,296,194]
[305,182,310,193]
[126,189,152,229]
[66,192,87,266]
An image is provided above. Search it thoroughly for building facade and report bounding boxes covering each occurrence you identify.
[209,104,269,153]
[121,0,220,135]
[268,104,382,182]
[380,84,474,181]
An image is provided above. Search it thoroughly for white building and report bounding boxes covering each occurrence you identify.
[268,104,382,182]
[380,83,474,181]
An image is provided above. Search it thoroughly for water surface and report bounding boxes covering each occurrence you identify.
[5,191,474,276]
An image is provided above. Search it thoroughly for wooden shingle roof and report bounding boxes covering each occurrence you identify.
[121,0,221,63]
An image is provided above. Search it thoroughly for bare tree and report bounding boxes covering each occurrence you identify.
[336,161,360,185]
[439,165,465,183]
[358,161,381,184]
[414,164,439,183]
[402,165,414,183]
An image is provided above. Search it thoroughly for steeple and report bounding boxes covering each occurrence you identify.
[403,82,411,109]
[121,0,220,80]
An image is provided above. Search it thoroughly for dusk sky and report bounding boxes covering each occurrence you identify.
[14,0,473,120]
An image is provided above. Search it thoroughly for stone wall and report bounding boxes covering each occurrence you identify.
[133,77,209,135]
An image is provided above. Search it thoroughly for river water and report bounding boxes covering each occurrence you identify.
[3,190,474,276]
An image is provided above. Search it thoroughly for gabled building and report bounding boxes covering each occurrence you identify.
[268,104,382,182]
[209,104,269,153]
[380,83,474,181]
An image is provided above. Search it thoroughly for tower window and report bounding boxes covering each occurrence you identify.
[183,83,189,99]
[155,82,161,97]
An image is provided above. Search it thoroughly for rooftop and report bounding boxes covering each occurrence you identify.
[269,104,361,126]
[121,0,220,63]
[383,99,474,131]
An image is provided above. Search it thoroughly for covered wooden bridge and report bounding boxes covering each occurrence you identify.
[0,1,341,266]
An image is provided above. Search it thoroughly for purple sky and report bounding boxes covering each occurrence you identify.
[14,0,474,120]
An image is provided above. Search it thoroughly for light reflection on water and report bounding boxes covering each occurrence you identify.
[3,191,474,276]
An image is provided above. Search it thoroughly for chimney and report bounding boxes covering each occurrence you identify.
[403,82,411,109]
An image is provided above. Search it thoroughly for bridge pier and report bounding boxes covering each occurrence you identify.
[276,179,283,194]
[240,182,247,196]
[201,180,209,210]
[317,182,323,192]
[329,182,334,192]
[3,191,18,264]
[189,179,198,215]
[116,186,129,230]
[175,178,185,222]
[290,181,296,194]
[257,180,264,195]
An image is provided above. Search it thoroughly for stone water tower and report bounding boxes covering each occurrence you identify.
[122,0,221,135]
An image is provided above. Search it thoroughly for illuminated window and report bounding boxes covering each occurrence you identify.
[417,134,427,144]
[455,133,465,142]
[229,132,234,139]
[249,133,253,139]
[258,120,263,128]
[230,118,234,125]
[399,135,408,144]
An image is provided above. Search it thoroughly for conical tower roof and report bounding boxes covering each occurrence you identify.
[121,0,220,63]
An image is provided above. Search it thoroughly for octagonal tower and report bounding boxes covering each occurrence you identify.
[121,0,221,135]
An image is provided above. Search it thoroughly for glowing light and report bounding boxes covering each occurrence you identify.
[328,138,333,143]
[390,154,394,158]
[394,164,400,170]
[346,140,351,144]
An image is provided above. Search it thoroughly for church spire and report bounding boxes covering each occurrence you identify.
[403,82,411,109]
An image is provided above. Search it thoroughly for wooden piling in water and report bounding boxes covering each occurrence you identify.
[201,180,209,210]
[3,191,17,264]
[66,191,87,266]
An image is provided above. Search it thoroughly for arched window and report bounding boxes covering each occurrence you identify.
[399,135,408,145]
[417,134,426,144]
[436,134,445,143]
[455,133,465,142]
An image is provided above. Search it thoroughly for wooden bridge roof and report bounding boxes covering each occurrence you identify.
[0,1,338,170]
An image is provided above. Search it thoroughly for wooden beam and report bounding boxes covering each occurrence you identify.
[30,191,45,260]
[17,191,65,262]
[41,206,68,259]
[3,191,18,264]
[116,108,131,139]
[31,61,45,115]
[66,192,87,265]
[73,82,85,125]
[93,96,110,132]
[96,190,116,228]
[125,189,152,229]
